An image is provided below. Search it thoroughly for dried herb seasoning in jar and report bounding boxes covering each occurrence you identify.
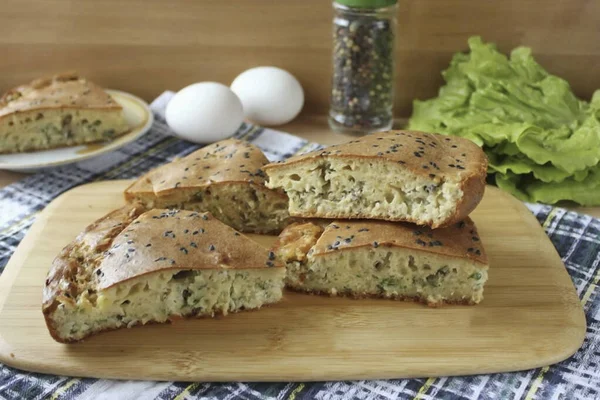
[329,0,397,135]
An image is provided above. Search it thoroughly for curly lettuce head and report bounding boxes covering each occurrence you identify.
[409,36,600,205]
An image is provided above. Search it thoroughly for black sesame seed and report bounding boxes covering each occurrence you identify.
[334,241,340,246]
[234,232,240,236]
[209,245,215,251]
[416,239,427,246]
[344,238,352,243]
[202,215,209,220]
[428,240,443,247]
[475,249,481,255]
[358,228,369,232]
[429,174,436,178]
[377,152,383,156]
[266,261,274,267]
[422,165,428,169]
[457,221,466,229]
[472,236,480,242]
[184,229,189,234]
[128,248,135,252]
[373,241,379,248]
[190,242,198,248]
[327,245,333,250]
[451,145,457,148]
[456,165,465,170]
[155,257,167,262]
[146,243,152,247]
[414,152,422,158]
[268,251,275,260]
[192,230,199,235]
[413,230,422,236]
[95,269,103,276]
[449,164,455,168]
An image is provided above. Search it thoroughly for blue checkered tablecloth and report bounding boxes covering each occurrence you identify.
[1,92,599,400]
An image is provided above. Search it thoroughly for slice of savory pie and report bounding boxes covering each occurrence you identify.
[274,218,489,306]
[42,205,285,343]
[263,130,487,228]
[0,72,129,154]
[125,139,290,234]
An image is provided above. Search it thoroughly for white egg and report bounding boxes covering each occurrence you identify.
[231,66,304,126]
[165,82,244,143]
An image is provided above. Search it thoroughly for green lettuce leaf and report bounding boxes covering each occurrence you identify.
[408,36,600,205]
[495,167,600,206]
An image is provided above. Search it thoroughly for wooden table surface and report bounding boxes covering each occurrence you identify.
[1,115,599,218]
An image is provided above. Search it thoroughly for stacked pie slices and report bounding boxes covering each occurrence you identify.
[43,131,489,342]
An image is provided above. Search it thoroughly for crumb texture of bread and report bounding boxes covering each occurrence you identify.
[264,130,487,228]
[125,139,290,234]
[275,218,488,306]
[42,205,285,343]
[0,72,129,154]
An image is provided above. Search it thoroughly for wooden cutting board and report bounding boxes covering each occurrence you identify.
[0,180,586,381]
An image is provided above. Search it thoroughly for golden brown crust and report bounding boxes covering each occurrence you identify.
[97,209,282,290]
[448,165,488,228]
[272,222,323,263]
[263,130,488,228]
[42,204,146,342]
[264,130,486,179]
[0,72,122,119]
[125,139,287,201]
[42,205,283,342]
[278,218,487,265]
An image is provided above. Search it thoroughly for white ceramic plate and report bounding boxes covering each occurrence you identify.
[0,90,153,172]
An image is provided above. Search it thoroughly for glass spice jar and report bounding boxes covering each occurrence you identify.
[328,0,397,135]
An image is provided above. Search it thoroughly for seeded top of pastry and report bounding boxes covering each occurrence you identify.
[0,72,122,118]
[43,205,282,310]
[126,139,278,196]
[263,130,487,181]
[97,208,282,289]
[307,218,487,264]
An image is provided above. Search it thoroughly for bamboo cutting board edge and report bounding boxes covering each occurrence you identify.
[0,180,587,381]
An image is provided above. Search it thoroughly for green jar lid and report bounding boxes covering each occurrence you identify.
[335,0,397,8]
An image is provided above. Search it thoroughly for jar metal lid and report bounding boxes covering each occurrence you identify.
[334,0,397,8]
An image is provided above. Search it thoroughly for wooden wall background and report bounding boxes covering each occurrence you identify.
[1,0,599,117]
